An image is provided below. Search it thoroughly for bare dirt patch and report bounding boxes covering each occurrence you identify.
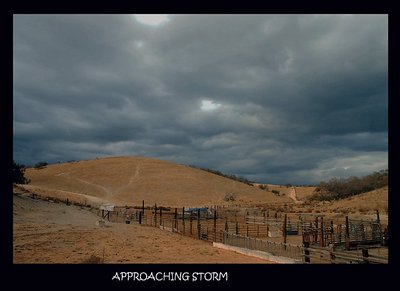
[13,194,271,264]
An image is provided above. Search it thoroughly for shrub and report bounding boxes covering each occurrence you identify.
[309,169,388,201]
[34,161,48,169]
[224,193,236,202]
[13,160,30,184]
[258,184,269,191]
[272,190,280,196]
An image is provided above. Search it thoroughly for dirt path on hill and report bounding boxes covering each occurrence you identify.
[113,164,141,196]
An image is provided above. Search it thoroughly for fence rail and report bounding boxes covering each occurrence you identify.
[302,245,388,264]
[224,232,303,261]
[223,233,387,264]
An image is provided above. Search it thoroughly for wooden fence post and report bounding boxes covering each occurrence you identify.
[213,210,217,242]
[154,203,157,226]
[174,208,178,230]
[376,209,382,243]
[314,216,319,244]
[190,212,193,235]
[283,214,287,244]
[320,217,325,247]
[224,219,229,244]
[235,222,239,235]
[330,221,334,245]
[303,241,310,263]
[329,243,336,264]
[182,207,185,234]
[197,209,201,239]
[160,208,162,226]
[142,200,145,215]
[139,211,142,225]
[345,216,350,250]
[362,248,369,264]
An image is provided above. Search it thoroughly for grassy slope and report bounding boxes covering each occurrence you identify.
[322,186,388,214]
[23,156,292,207]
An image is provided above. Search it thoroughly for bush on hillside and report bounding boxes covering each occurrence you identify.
[224,193,236,202]
[34,161,48,169]
[13,160,30,184]
[310,169,388,201]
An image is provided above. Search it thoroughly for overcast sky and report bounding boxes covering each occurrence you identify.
[13,14,388,185]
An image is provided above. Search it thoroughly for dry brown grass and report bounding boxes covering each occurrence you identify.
[322,186,388,214]
[23,156,292,208]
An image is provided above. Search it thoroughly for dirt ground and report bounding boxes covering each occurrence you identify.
[13,193,272,264]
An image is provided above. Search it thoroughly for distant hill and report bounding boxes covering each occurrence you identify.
[21,156,292,207]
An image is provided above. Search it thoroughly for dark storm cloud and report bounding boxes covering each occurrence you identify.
[13,14,388,184]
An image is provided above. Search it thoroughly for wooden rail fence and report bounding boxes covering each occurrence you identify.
[90,200,388,264]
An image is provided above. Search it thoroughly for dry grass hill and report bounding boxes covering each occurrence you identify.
[288,186,389,224]
[21,156,292,208]
[319,186,388,214]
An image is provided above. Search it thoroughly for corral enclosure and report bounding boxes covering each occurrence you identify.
[91,198,388,264]
[14,183,388,264]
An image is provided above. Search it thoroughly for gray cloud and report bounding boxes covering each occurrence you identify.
[13,14,388,184]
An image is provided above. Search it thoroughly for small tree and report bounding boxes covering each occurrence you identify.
[34,161,48,169]
[13,160,30,184]
[258,184,269,191]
